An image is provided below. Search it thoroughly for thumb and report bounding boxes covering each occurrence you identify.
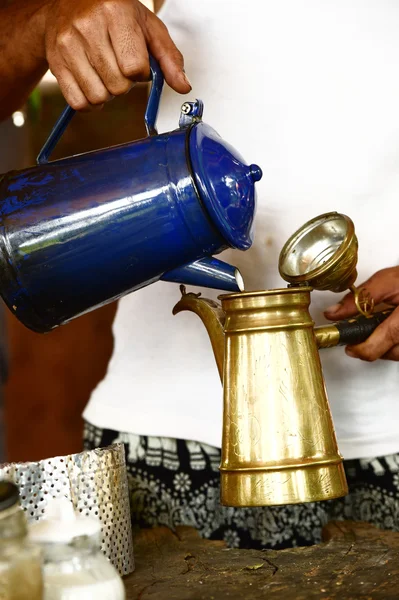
[324,290,358,321]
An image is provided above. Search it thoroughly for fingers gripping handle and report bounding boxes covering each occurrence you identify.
[37,56,164,165]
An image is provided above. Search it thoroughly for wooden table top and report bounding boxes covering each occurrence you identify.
[124,521,399,599]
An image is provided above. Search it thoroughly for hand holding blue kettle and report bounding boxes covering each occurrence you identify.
[0,58,262,333]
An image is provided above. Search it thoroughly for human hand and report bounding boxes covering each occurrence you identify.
[324,266,399,361]
[43,0,191,110]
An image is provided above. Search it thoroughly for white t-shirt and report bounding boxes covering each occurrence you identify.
[84,0,399,460]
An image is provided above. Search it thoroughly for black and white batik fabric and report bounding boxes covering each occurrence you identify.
[83,422,399,550]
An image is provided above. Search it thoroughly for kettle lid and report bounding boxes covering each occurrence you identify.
[188,123,262,251]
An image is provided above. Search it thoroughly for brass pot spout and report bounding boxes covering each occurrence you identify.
[172,285,225,380]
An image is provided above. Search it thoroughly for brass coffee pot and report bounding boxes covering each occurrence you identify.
[173,213,392,508]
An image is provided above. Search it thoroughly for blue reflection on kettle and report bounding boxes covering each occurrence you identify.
[0,57,262,333]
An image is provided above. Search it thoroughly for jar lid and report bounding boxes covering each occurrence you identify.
[29,497,101,544]
[0,481,20,512]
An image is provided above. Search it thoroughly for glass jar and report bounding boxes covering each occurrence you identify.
[0,481,43,600]
[29,498,125,600]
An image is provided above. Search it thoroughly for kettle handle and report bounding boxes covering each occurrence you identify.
[37,55,164,165]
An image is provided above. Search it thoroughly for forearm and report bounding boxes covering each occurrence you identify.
[0,1,48,122]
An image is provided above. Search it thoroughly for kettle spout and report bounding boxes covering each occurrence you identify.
[161,257,244,293]
[172,285,225,381]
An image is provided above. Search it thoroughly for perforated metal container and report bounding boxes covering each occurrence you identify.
[0,444,134,576]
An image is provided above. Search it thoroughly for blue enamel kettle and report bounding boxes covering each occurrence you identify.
[0,58,262,333]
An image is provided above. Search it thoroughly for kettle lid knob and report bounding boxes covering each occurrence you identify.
[249,164,263,182]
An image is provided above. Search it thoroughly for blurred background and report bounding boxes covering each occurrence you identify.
[0,76,149,463]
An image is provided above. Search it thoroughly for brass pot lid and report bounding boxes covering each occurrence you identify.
[279,212,375,316]
[278,212,358,293]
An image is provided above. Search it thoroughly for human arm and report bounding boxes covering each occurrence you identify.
[0,1,48,121]
[324,266,399,361]
[153,0,164,12]
[0,0,190,121]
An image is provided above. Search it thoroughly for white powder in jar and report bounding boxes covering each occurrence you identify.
[43,572,125,600]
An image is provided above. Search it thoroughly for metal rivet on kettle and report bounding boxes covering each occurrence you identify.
[181,102,192,115]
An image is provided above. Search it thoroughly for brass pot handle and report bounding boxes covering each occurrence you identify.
[316,308,394,349]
